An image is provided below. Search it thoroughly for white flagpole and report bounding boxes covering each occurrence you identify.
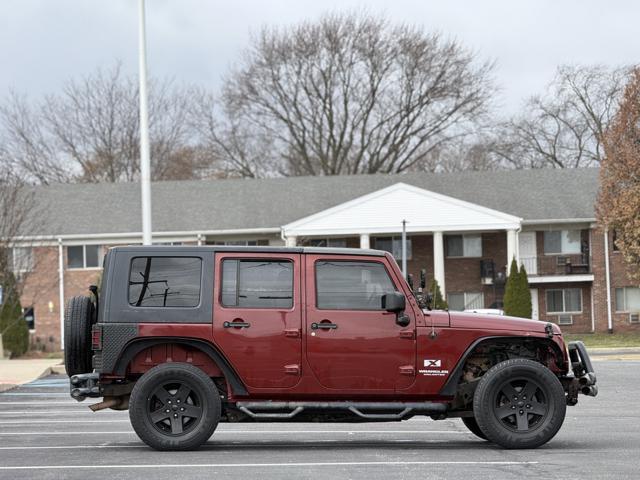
[138,0,152,245]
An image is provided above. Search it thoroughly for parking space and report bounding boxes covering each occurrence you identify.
[0,361,637,480]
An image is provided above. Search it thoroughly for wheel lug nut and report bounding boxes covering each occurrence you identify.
[511,405,516,409]
[180,407,185,411]
[526,404,531,409]
[174,414,178,418]
[177,400,180,403]
[519,410,524,415]
[165,409,170,413]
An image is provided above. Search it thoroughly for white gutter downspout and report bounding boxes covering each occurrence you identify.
[589,229,595,333]
[604,229,613,333]
[58,238,65,349]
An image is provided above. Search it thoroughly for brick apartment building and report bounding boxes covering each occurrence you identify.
[8,168,640,351]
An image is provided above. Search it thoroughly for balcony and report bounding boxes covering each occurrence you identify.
[520,254,593,283]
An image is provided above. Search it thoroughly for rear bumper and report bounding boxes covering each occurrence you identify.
[562,341,598,404]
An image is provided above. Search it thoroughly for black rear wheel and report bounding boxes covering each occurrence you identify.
[473,359,566,449]
[63,296,94,376]
[461,416,487,440]
[129,363,221,450]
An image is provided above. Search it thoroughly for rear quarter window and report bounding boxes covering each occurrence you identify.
[128,256,202,307]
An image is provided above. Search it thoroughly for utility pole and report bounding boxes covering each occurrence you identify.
[138,0,152,245]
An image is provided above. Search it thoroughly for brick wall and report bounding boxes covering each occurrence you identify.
[591,228,640,333]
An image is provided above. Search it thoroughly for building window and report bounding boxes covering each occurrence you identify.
[546,288,582,313]
[615,287,640,312]
[315,261,396,310]
[67,245,102,269]
[128,257,202,307]
[308,238,348,248]
[23,307,35,331]
[10,247,33,272]
[446,234,482,258]
[612,230,620,252]
[543,230,581,254]
[221,259,293,309]
[447,292,484,311]
[373,237,412,260]
[208,239,269,246]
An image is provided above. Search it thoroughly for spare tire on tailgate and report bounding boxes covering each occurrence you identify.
[64,296,95,376]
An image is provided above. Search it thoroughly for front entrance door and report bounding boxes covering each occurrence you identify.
[304,255,416,391]
[530,288,539,320]
[519,232,538,275]
[213,252,302,389]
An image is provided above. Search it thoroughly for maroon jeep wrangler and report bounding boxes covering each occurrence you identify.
[64,246,596,451]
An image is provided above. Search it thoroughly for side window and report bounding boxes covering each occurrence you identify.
[221,259,293,309]
[316,260,396,310]
[128,257,202,307]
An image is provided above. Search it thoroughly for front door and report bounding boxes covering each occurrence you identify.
[530,288,539,320]
[304,255,416,391]
[213,252,302,389]
[519,232,538,274]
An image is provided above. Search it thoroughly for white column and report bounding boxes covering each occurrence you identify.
[285,236,297,247]
[58,238,65,350]
[506,229,519,267]
[433,231,445,296]
[359,234,370,249]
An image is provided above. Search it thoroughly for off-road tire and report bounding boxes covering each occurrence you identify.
[473,358,566,449]
[129,362,221,451]
[461,416,487,440]
[63,296,94,376]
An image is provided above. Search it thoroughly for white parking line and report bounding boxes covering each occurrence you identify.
[0,429,466,435]
[0,461,538,470]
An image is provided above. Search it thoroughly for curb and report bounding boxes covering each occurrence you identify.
[0,362,66,393]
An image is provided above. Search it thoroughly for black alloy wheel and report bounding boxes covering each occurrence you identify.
[492,377,548,433]
[147,380,204,436]
[129,362,221,450]
[473,358,566,449]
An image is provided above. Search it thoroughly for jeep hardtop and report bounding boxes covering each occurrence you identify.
[64,245,597,450]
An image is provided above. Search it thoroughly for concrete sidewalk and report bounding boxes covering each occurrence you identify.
[0,359,65,392]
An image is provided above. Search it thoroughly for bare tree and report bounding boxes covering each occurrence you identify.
[208,12,495,176]
[496,65,630,169]
[1,63,211,183]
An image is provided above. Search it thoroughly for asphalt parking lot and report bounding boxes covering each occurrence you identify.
[0,360,637,480]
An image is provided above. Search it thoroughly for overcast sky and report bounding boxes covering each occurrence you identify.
[0,0,636,115]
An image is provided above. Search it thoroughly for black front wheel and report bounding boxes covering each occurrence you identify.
[461,416,487,440]
[473,359,566,449]
[129,363,221,450]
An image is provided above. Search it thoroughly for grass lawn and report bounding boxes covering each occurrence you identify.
[564,333,640,348]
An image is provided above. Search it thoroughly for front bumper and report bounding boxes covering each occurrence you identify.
[563,340,598,405]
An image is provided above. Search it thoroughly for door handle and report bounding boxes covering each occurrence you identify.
[311,322,338,330]
[223,321,251,329]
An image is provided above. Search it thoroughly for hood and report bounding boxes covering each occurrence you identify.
[449,311,561,334]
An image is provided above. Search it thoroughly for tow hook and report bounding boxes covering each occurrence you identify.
[70,372,100,401]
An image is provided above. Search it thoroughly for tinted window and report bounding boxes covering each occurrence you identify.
[221,259,293,309]
[67,246,84,269]
[85,245,100,268]
[316,261,396,310]
[128,257,202,307]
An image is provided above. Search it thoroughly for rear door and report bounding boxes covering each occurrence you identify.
[305,254,417,391]
[213,252,302,389]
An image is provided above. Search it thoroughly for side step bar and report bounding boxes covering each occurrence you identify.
[235,401,447,420]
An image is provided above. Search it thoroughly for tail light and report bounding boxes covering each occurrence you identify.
[91,324,103,351]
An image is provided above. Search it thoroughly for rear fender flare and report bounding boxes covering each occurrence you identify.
[114,337,248,396]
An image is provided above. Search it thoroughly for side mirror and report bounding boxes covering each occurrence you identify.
[382,292,406,313]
